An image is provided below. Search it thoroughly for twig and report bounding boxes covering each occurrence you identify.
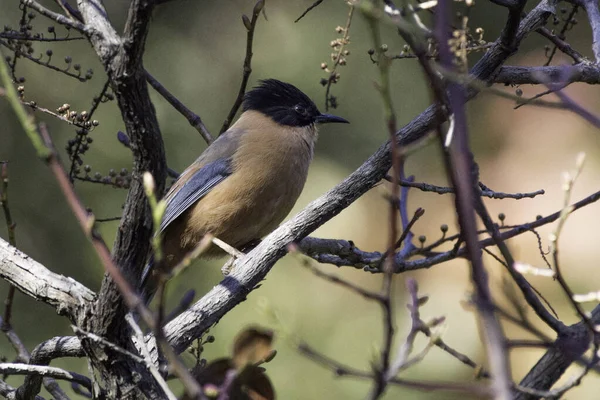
[68,79,111,180]
[20,0,89,33]
[550,154,596,334]
[125,314,178,400]
[0,315,29,363]
[538,12,583,65]
[0,379,45,400]
[323,4,354,111]
[219,0,264,134]
[364,6,401,397]
[386,279,429,379]
[544,79,600,128]
[0,39,89,82]
[385,175,545,199]
[433,1,512,398]
[145,70,213,144]
[0,32,85,42]
[513,87,558,110]
[293,248,383,302]
[298,341,492,396]
[294,0,325,23]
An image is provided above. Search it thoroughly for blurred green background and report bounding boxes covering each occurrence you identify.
[2,1,600,399]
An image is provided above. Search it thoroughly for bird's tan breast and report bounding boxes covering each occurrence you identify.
[183,112,316,251]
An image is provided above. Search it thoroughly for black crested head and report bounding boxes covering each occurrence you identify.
[243,79,348,127]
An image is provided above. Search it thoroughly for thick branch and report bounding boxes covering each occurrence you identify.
[0,363,91,390]
[494,64,600,85]
[0,238,94,316]
[582,0,600,62]
[17,336,85,400]
[515,306,600,399]
[75,0,166,398]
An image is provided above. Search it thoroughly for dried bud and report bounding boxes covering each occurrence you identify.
[253,0,264,15]
[242,14,252,31]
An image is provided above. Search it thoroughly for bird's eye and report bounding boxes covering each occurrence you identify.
[293,104,306,114]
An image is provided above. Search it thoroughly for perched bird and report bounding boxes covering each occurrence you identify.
[141,79,348,296]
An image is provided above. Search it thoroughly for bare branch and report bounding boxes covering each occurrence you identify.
[0,363,91,389]
[21,0,88,33]
[17,336,85,399]
[145,70,214,144]
[0,379,45,400]
[219,0,264,134]
[0,238,95,314]
[494,63,600,85]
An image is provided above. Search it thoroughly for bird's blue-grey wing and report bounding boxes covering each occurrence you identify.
[159,158,232,232]
[140,158,232,295]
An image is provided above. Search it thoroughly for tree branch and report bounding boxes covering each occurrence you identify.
[0,238,95,316]
[494,64,600,85]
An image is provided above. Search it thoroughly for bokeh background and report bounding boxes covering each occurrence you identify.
[1,1,600,399]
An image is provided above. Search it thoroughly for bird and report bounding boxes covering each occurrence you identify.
[141,79,348,298]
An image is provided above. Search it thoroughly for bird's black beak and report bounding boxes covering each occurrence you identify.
[315,113,349,124]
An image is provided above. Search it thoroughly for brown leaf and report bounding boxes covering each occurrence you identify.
[232,327,274,368]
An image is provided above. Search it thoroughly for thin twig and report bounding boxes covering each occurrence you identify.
[433,1,513,397]
[323,5,354,111]
[125,314,178,400]
[294,0,325,23]
[145,70,213,144]
[219,0,263,134]
[293,248,383,302]
[385,175,545,199]
[0,39,89,82]
[298,341,492,396]
[21,0,88,33]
